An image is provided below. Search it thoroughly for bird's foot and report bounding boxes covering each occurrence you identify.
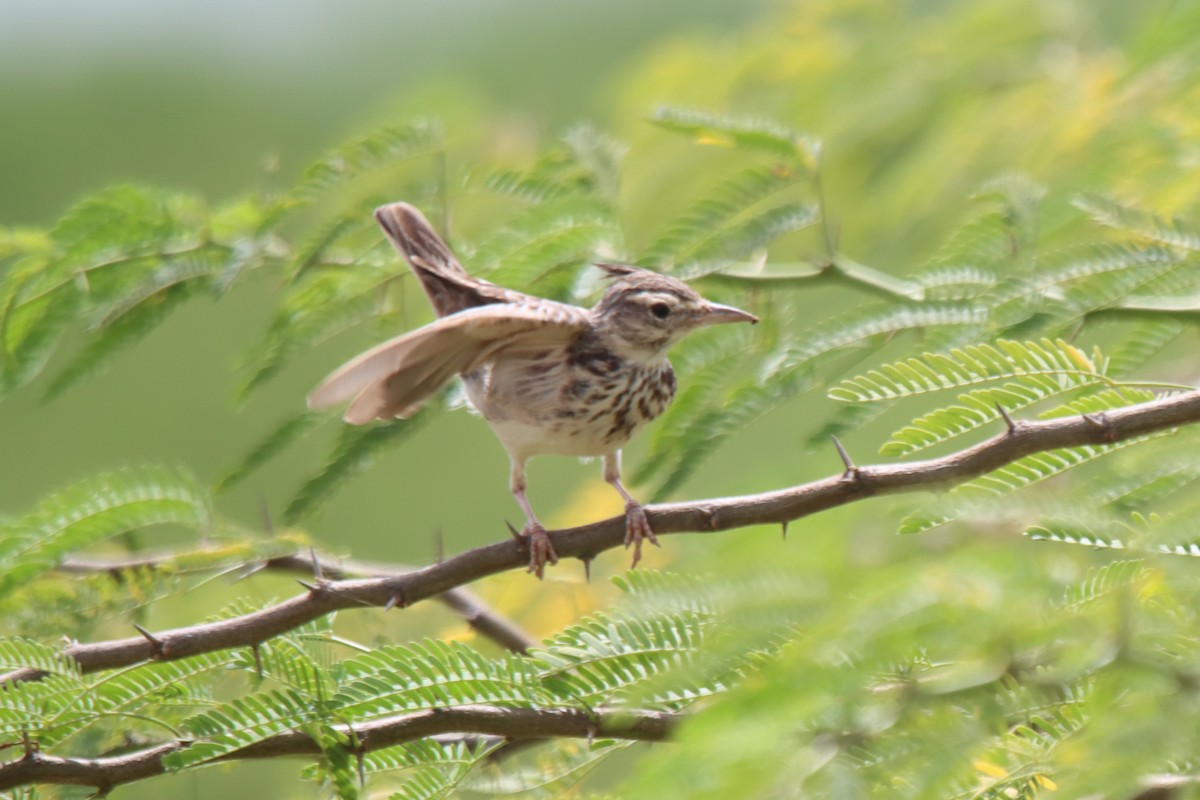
[623,501,659,568]
[520,522,558,580]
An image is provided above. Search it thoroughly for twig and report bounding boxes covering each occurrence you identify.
[58,551,537,656]
[6,389,1200,687]
[0,705,677,792]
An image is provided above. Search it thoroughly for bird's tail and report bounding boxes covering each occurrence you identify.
[374,202,481,317]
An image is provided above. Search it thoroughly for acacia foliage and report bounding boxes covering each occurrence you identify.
[5,0,1200,797]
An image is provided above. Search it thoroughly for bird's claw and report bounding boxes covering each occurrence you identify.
[622,501,658,569]
[521,523,558,580]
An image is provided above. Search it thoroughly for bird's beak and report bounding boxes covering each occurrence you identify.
[699,301,759,326]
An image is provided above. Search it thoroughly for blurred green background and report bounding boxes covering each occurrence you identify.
[5,0,1200,796]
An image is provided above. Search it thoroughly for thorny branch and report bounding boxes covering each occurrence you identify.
[4,391,1200,690]
[4,390,1200,791]
[58,550,537,655]
[0,705,677,792]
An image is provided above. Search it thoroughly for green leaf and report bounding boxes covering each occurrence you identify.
[535,611,708,703]
[1105,319,1185,378]
[649,107,820,165]
[239,265,397,399]
[331,640,542,719]
[167,688,323,769]
[469,206,620,301]
[479,125,625,206]
[42,253,223,399]
[1074,193,1200,251]
[0,466,212,599]
[0,673,91,741]
[830,339,1107,403]
[288,199,382,282]
[903,438,1161,535]
[915,265,999,302]
[289,122,444,202]
[642,165,810,266]
[0,637,80,678]
[284,411,434,523]
[880,378,1117,457]
[464,739,631,797]
[217,411,328,493]
[1057,560,1149,612]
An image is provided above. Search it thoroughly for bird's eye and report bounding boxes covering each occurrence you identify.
[650,302,671,320]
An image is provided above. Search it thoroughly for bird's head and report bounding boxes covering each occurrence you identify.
[592,263,758,359]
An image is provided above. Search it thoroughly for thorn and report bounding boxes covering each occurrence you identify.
[995,402,1017,433]
[259,497,274,535]
[832,435,859,481]
[581,556,592,583]
[505,520,523,542]
[132,623,165,657]
[309,547,323,581]
[781,521,789,540]
[251,643,263,678]
[21,729,37,759]
[236,561,267,581]
[356,748,366,787]
[295,578,320,593]
[433,529,444,564]
[384,591,407,612]
[586,720,597,746]
[1082,412,1116,441]
[706,507,720,531]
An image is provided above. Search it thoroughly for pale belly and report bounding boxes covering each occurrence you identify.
[466,352,677,462]
[487,416,621,460]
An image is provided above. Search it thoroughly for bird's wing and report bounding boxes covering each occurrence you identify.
[375,203,527,316]
[308,301,589,424]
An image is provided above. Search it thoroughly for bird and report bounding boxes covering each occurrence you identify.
[308,202,758,578]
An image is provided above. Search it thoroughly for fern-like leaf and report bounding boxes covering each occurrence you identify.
[535,611,708,703]
[1057,560,1149,612]
[464,739,631,796]
[92,651,232,717]
[331,640,541,720]
[649,107,820,165]
[1074,193,1200,251]
[829,339,1107,404]
[0,637,79,678]
[289,122,444,202]
[43,252,226,399]
[0,466,212,598]
[239,265,398,399]
[1105,319,1185,378]
[469,207,619,301]
[881,379,1114,457]
[642,165,808,266]
[284,411,434,523]
[216,411,328,493]
[167,687,324,769]
[0,673,91,741]
[903,437,1160,535]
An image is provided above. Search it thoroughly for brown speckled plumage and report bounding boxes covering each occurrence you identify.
[309,203,757,577]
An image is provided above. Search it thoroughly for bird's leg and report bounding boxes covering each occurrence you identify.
[510,461,557,579]
[604,452,658,568]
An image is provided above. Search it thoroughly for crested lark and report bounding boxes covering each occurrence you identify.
[309,203,757,577]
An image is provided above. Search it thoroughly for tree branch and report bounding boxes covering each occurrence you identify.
[58,550,536,655]
[6,389,1200,687]
[0,705,677,792]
